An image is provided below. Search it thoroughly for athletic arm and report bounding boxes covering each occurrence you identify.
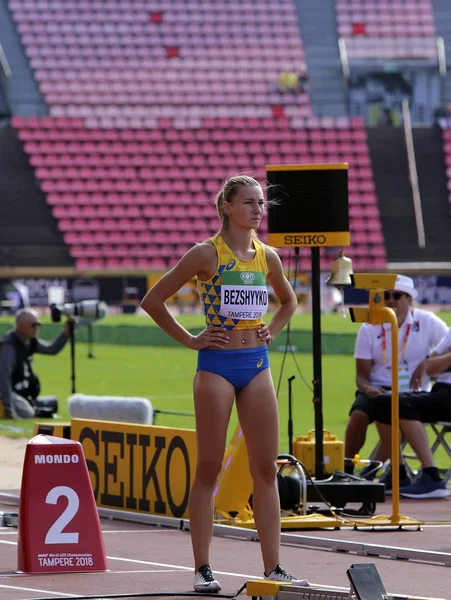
[264,247,297,341]
[140,244,229,350]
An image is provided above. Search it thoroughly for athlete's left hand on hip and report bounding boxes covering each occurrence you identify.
[257,323,272,345]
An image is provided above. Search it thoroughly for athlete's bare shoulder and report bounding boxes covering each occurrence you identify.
[186,239,214,260]
[194,238,216,252]
[264,244,282,267]
[190,239,217,280]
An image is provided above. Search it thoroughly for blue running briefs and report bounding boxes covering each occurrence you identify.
[197,346,269,391]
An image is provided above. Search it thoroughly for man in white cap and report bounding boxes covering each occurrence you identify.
[344,275,448,489]
[373,325,451,498]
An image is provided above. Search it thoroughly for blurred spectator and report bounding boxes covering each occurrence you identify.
[277,67,300,95]
[297,66,309,94]
[435,103,451,127]
[378,106,394,127]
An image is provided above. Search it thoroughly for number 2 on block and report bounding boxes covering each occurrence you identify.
[45,486,80,544]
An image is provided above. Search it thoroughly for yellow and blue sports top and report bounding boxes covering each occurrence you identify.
[198,235,269,330]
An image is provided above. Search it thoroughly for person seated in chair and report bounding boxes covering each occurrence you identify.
[344,275,448,477]
[0,309,73,419]
[372,326,451,499]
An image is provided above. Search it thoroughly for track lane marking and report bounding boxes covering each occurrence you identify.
[0,583,78,596]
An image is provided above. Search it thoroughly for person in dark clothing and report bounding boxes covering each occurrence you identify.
[0,309,72,419]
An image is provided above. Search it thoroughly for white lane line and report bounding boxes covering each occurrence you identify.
[106,556,258,579]
[106,556,193,571]
[0,583,78,596]
[91,569,185,575]
[0,540,349,593]
[101,529,180,534]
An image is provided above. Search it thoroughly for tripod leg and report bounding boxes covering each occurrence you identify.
[87,323,95,358]
[69,321,76,394]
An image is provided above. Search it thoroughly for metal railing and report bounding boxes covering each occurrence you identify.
[337,37,351,113]
[401,98,426,248]
[337,37,350,81]
[437,36,447,78]
[437,36,447,107]
[0,42,12,115]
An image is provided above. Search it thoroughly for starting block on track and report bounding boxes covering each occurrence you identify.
[247,580,350,599]
[246,564,446,600]
[17,434,108,574]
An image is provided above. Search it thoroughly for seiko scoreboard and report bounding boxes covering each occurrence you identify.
[266,163,350,248]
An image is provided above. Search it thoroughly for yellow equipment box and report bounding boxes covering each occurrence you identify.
[293,429,344,475]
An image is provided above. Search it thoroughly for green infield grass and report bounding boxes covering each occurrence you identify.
[1,341,449,474]
[2,310,451,333]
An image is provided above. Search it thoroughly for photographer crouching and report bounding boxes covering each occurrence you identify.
[0,309,74,419]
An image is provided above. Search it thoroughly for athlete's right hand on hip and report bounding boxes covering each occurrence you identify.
[191,326,230,350]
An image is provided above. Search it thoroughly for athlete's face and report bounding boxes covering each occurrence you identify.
[226,185,265,229]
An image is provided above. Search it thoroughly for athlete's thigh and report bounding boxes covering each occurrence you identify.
[193,370,236,461]
[235,368,279,462]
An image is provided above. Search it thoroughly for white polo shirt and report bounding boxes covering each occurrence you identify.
[354,308,448,391]
[431,327,451,384]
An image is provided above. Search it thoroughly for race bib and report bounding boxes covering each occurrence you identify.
[220,271,268,320]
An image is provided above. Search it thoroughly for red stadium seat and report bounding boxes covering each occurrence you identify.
[8,0,389,271]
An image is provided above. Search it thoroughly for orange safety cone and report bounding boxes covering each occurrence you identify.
[17,434,108,574]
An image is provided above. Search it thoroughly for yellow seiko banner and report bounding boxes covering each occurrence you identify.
[70,419,197,518]
[267,231,350,247]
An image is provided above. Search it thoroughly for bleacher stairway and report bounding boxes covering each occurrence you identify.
[295,0,347,118]
[412,126,451,259]
[0,125,73,268]
[368,126,451,264]
[0,0,47,116]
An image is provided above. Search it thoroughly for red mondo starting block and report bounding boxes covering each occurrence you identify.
[17,434,108,574]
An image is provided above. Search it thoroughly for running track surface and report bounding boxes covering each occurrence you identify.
[1,494,451,600]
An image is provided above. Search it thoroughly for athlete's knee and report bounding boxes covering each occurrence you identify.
[249,459,278,485]
[195,459,223,487]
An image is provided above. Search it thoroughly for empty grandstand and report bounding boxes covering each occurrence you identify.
[0,0,450,292]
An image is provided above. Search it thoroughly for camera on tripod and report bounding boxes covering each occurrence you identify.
[49,299,108,396]
[50,300,108,323]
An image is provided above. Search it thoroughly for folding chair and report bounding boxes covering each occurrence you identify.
[366,437,419,480]
[429,422,451,484]
[380,423,451,484]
